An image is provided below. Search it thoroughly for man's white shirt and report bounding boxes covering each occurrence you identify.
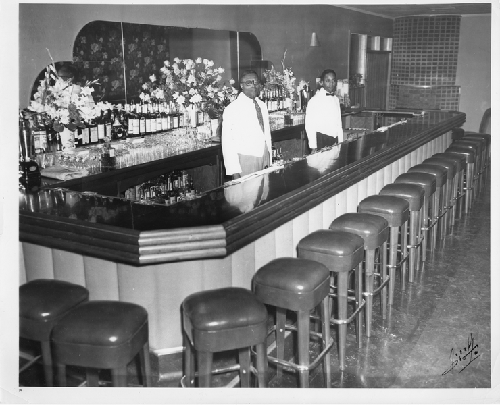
[222,92,273,175]
[305,88,344,149]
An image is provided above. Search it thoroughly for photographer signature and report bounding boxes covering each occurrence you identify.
[442,333,480,375]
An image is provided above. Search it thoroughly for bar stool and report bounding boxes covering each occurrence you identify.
[52,301,152,387]
[463,133,490,191]
[358,195,410,306]
[19,279,89,386]
[444,146,476,214]
[407,163,447,248]
[452,139,483,200]
[432,153,467,221]
[182,287,268,387]
[297,230,365,370]
[253,258,332,388]
[379,183,425,285]
[394,172,436,269]
[456,137,487,194]
[328,213,389,338]
[422,156,457,236]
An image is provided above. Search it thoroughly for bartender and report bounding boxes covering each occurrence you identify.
[222,70,272,180]
[305,69,344,153]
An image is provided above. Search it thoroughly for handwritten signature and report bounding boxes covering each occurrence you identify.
[442,333,480,375]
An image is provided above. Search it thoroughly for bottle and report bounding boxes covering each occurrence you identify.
[32,114,48,154]
[112,114,124,141]
[104,108,112,141]
[96,111,106,144]
[89,119,98,144]
[155,102,162,133]
[145,102,152,135]
[139,101,147,136]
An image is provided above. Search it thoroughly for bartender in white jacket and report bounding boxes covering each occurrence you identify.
[305,69,344,153]
[222,70,272,180]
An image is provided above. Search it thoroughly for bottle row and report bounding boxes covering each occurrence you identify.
[123,170,198,206]
[19,101,208,159]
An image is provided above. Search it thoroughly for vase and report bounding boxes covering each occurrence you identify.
[59,127,75,150]
[188,105,198,128]
[210,118,222,139]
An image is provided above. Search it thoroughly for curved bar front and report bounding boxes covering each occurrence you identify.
[19,110,465,377]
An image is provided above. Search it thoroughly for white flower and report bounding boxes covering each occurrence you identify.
[149,74,157,83]
[172,92,179,100]
[191,93,202,104]
[229,79,235,85]
[142,83,149,90]
[176,95,185,106]
[196,57,202,64]
[80,86,93,97]
[207,60,214,67]
[188,88,197,95]
[217,92,224,99]
[164,60,170,67]
[203,58,209,66]
[173,57,180,63]
[160,66,168,75]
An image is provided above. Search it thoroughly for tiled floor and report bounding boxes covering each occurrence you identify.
[19,173,491,390]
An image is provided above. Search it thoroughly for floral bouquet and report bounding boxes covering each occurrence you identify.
[29,61,111,133]
[263,49,297,100]
[140,57,238,119]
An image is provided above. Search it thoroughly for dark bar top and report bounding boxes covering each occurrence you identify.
[19,110,465,265]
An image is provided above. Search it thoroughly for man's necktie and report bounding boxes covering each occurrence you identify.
[326,92,335,97]
[253,99,265,133]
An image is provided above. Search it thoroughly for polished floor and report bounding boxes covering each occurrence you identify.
[19,174,491,389]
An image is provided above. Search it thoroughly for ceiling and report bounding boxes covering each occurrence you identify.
[337,3,492,19]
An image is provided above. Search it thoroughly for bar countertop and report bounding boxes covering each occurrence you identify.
[19,110,466,265]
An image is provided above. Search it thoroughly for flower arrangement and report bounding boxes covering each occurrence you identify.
[263,49,297,99]
[140,57,238,118]
[28,57,111,132]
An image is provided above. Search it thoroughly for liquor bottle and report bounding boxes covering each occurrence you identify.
[139,101,147,136]
[32,114,48,154]
[155,102,162,133]
[112,114,124,141]
[104,108,112,141]
[89,118,99,144]
[145,102,152,135]
[150,102,157,134]
[96,111,106,144]
[166,178,178,205]
[80,122,90,146]
[120,105,129,138]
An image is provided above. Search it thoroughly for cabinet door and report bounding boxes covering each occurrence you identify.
[365,51,390,109]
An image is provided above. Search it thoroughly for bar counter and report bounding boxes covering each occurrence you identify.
[19,110,465,373]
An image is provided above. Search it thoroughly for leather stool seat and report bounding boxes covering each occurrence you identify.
[19,279,89,386]
[20,279,89,341]
[182,287,268,387]
[445,146,476,163]
[183,287,267,352]
[297,229,365,272]
[379,183,424,211]
[433,153,466,173]
[253,258,332,387]
[254,258,330,311]
[394,172,436,196]
[328,213,389,249]
[408,164,447,187]
[423,157,457,178]
[52,301,149,372]
[358,195,410,227]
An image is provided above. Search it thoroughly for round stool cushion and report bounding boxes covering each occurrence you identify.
[463,133,490,145]
[52,301,149,369]
[423,157,457,178]
[461,136,487,149]
[379,183,424,211]
[453,140,482,154]
[297,230,364,273]
[20,279,89,341]
[182,287,268,352]
[445,146,475,163]
[408,163,447,187]
[253,258,330,312]
[329,213,389,250]
[395,172,436,196]
[452,127,464,140]
[358,195,410,227]
[433,153,466,172]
